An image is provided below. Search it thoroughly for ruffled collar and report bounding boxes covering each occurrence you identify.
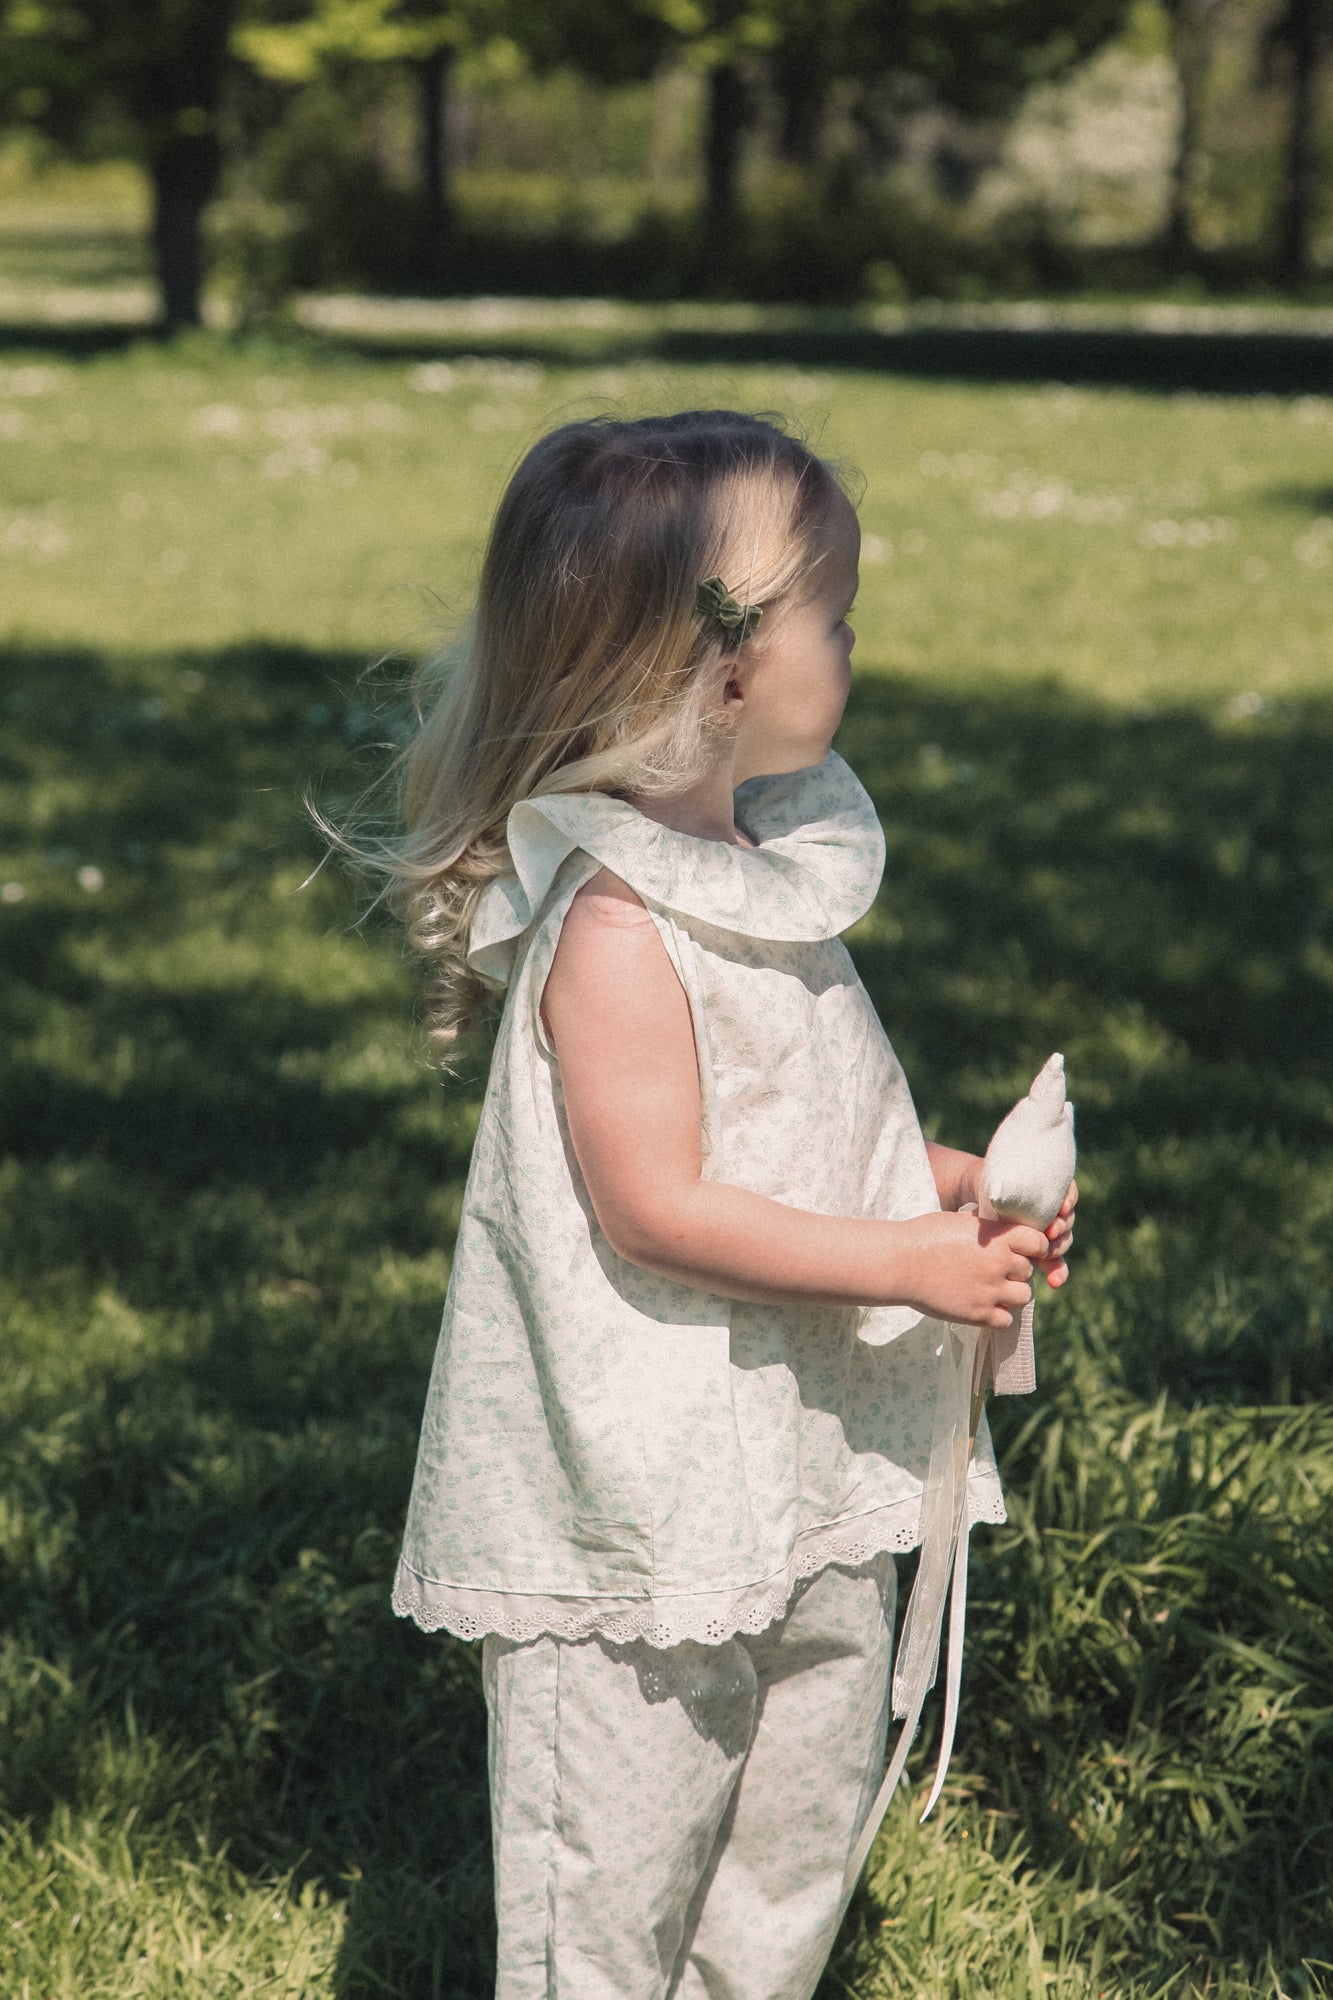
[468,751,884,987]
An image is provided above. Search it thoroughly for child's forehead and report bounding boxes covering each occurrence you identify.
[809,494,861,581]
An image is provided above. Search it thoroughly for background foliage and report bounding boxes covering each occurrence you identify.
[2,0,1332,326]
[1,333,1331,1995]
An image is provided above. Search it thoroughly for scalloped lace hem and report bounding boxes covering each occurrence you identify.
[392,1484,1006,1648]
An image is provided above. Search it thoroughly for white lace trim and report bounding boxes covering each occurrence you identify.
[392,1483,1006,1647]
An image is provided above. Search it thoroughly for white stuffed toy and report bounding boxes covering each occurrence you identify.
[975,1051,1077,1396]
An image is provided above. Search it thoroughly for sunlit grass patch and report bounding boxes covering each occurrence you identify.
[0,336,1330,700]
[1,337,1331,1995]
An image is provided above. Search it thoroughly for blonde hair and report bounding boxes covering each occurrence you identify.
[331,409,851,1052]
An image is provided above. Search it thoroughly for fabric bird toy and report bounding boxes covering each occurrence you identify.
[840,1054,1076,1899]
[976,1051,1077,1397]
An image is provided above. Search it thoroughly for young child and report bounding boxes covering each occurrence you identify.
[372,411,1075,2000]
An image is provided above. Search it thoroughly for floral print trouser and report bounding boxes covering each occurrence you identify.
[482,1554,897,2000]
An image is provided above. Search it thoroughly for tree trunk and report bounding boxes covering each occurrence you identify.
[704,60,747,251]
[1162,0,1213,272]
[416,46,455,290]
[148,130,222,333]
[774,45,825,167]
[1276,0,1320,285]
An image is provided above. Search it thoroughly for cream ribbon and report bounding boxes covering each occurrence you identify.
[840,1315,989,1900]
[840,1052,1074,1903]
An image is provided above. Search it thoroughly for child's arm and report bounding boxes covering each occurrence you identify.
[924,1142,983,1213]
[541,872,1047,1330]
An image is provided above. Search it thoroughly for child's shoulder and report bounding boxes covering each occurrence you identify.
[565,864,655,933]
[546,866,664,1002]
[541,865,683,1051]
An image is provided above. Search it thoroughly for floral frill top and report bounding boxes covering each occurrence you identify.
[392,752,1004,1649]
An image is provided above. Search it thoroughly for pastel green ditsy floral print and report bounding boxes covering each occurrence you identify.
[392,753,1004,1647]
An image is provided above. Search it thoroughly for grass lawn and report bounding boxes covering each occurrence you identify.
[2,332,1331,1998]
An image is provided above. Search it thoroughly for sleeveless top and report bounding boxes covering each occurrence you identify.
[391,752,1004,1649]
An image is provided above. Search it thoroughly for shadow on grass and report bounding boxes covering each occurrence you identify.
[657,322,1333,395]
[1265,482,1333,514]
[2,313,1333,392]
[1,639,1331,1993]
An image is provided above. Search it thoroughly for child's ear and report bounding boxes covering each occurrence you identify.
[722,670,745,709]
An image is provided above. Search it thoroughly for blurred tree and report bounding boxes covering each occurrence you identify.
[779,0,1137,224]
[0,0,238,329]
[445,0,1138,272]
[863,0,1135,120]
[236,1,508,287]
[488,0,753,253]
[765,0,866,166]
[1160,0,1230,270]
[622,1,768,255]
[508,0,670,81]
[1264,0,1331,281]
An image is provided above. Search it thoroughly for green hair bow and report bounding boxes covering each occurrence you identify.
[695,576,762,648]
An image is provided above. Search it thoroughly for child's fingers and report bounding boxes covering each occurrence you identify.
[1004,1223,1049,1263]
[1057,1180,1079,1219]
[1039,1254,1069,1288]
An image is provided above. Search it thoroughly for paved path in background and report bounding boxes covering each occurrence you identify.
[1,282,1330,390]
[1,278,1332,341]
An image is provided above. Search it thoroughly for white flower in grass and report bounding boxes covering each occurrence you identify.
[266,404,352,440]
[2,506,68,557]
[1,882,25,904]
[776,371,830,404]
[0,364,67,397]
[191,403,246,436]
[1228,691,1272,720]
[469,402,525,431]
[77,866,104,892]
[408,362,456,393]
[974,487,1022,518]
[1294,519,1333,567]
[1140,517,1233,550]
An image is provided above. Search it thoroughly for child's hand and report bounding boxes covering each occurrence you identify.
[895,1212,1049,1330]
[1033,1180,1078,1291]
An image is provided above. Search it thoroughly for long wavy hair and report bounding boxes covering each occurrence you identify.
[325,409,851,1052]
